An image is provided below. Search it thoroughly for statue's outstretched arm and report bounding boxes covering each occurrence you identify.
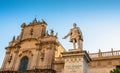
[63,34,69,39]
[63,30,71,39]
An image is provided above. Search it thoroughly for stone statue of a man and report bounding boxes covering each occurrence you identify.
[63,23,83,50]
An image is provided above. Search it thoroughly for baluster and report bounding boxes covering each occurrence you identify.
[118,51,120,55]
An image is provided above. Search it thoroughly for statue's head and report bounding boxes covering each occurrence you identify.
[73,23,77,28]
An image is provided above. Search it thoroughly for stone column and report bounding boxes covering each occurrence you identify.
[35,49,40,68]
[43,44,55,69]
[11,50,19,70]
[62,50,91,73]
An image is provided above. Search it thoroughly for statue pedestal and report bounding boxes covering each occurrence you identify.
[62,49,91,73]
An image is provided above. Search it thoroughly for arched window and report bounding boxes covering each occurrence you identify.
[19,56,29,71]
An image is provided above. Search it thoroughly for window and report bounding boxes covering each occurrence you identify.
[19,56,29,71]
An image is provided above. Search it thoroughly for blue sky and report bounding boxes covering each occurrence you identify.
[0,0,120,67]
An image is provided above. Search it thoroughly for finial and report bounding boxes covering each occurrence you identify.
[50,29,54,36]
[21,23,26,28]
[17,36,19,40]
[42,19,47,25]
[12,36,15,41]
[33,18,37,23]
[99,49,101,53]
[55,32,58,37]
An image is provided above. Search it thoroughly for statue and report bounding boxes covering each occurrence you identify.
[63,23,83,50]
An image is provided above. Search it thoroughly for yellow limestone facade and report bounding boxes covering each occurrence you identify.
[0,19,65,73]
[0,19,120,73]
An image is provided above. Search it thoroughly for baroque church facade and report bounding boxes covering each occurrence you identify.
[0,19,120,73]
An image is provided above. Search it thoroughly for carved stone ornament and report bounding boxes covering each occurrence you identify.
[19,50,33,57]
[50,29,54,36]
[40,51,45,60]
[30,28,33,35]
[42,19,47,24]
[21,23,26,28]
[33,18,37,23]
[8,55,12,64]
[12,36,15,41]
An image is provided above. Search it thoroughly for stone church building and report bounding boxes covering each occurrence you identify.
[0,18,120,73]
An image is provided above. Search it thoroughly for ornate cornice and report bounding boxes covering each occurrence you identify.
[5,46,15,49]
[0,69,56,73]
[19,50,33,57]
[20,38,38,42]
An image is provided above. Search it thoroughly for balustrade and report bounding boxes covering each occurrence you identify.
[89,50,120,58]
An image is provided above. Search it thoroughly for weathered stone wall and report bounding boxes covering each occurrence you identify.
[88,58,120,73]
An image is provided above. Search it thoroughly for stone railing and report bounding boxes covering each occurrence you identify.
[89,49,120,58]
